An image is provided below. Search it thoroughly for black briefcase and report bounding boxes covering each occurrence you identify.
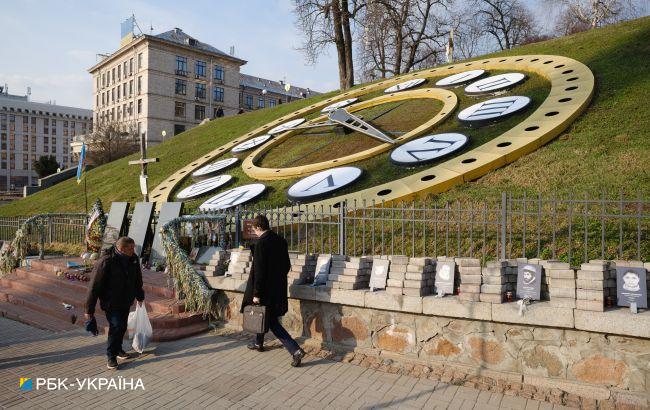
[243,304,269,334]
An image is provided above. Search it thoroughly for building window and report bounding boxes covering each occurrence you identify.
[195,60,206,78]
[195,83,206,100]
[175,56,188,75]
[214,65,224,82]
[258,97,264,109]
[117,86,121,100]
[129,80,133,95]
[138,53,143,69]
[123,83,127,98]
[129,101,133,115]
[175,102,186,117]
[137,76,142,94]
[137,99,142,114]
[117,65,121,80]
[269,99,276,108]
[175,79,187,95]
[174,124,186,135]
[213,86,224,102]
[195,105,205,120]
[129,58,133,74]
[245,94,253,109]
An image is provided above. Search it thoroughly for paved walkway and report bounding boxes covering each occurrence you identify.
[0,318,573,409]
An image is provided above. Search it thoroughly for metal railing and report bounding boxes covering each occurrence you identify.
[0,215,88,245]
[1,192,647,265]
[222,192,649,265]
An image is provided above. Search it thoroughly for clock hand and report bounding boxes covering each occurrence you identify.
[328,108,396,144]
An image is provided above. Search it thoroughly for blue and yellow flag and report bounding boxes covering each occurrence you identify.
[76,143,86,184]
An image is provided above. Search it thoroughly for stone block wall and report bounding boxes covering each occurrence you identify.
[207,255,650,405]
[212,288,650,404]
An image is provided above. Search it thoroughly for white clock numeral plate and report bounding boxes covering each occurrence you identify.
[268,118,306,135]
[287,167,363,201]
[458,96,531,124]
[192,157,239,178]
[321,98,358,113]
[465,73,526,94]
[176,175,233,199]
[435,69,486,87]
[232,135,273,153]
[199,183,266,211]
[390,133,469,165]
[384,78,426,93]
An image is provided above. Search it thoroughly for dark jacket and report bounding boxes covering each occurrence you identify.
[85,246,145,314]
[241,230,291,317]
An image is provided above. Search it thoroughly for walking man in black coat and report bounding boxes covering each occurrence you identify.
[85,237,145,370]
[241,215,306,367]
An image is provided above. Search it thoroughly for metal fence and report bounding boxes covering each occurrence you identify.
[223,192,650,265]
[0,215,88,245]
[1,192,648,265]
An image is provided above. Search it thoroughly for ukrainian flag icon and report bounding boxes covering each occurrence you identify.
[19,378,32,391]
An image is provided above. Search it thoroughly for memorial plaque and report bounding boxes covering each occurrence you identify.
[150,202,183,263]
[311,255,332,286]
[242,219,257,240]
[195,246,224,265]
[616,267,647,308]
[435,261,456,295]
[102,202,130,249]
[516,263,542,300]
[128,202,155,257]
[369,259,390,290]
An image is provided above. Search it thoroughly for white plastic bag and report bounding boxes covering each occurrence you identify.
[131,302,152,353]
[127,311,137,339]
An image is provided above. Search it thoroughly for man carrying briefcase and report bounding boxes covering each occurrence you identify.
[240,215,306,367]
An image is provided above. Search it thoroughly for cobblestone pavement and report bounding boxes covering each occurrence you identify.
[0,318,575,409]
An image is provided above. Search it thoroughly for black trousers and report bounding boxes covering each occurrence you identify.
[256,316,300,355]
[105,308,130,359]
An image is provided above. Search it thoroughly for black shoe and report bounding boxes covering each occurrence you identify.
[247,342,264,352]
[107,357,118,370]
[291,349,305,367]
[117,350,131,360]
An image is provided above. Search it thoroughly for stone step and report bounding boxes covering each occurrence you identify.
[0,300,79,332]
[0,284,207,338]
[1,274,183,315]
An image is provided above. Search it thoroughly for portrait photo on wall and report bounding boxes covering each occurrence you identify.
[516,263,542,300]
[435,261,456,295]
[616,267,648,308]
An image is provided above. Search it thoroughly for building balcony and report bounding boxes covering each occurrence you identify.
[175,69,189,77]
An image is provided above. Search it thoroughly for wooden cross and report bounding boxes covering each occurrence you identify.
[128,136,159,202]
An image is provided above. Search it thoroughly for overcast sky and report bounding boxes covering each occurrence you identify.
[0,0,645,108]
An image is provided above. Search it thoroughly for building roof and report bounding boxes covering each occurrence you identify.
[240,73,320,99]
[154,28,241,61]
[0,92,92,120]
[89,27,246,72]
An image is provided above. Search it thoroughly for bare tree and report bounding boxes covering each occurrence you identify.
[294,0,364,90]
[357,0,452,80]
[472,0,538,50]
[84,122,139,166]
[451,6,496,59]
[549,0,641,34]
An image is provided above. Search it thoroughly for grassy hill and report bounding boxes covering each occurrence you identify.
[2,16,649,217]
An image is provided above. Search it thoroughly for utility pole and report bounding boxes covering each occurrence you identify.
[128,131,159,202]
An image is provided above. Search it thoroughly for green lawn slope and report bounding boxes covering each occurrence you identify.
[2,16,649,217]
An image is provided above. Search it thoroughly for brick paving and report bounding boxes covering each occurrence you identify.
[0,318,575,409]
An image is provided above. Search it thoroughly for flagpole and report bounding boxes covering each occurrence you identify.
[84,176,88,214]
